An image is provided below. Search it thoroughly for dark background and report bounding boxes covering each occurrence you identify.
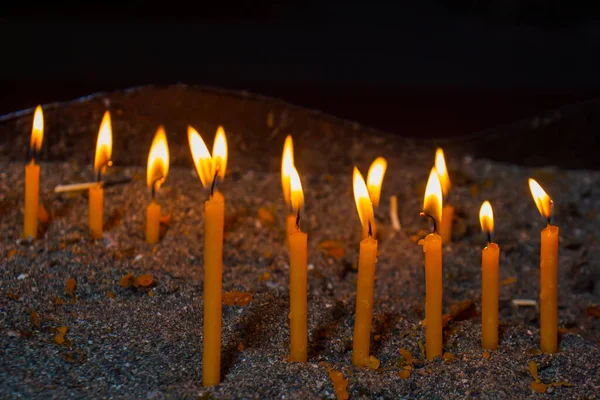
[2,1,600,140]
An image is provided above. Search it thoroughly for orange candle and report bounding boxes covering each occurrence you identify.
[23,106,44,240]
[288,166,308,362]
[351,167,378,366]
[435,148,453,244]
[286,214,296,240]
[188,125,229,386]
[419,167,443,360]
[479,201,499,350]
[529,179,559,354]
[145,127,170,244]
[89,111,112,239]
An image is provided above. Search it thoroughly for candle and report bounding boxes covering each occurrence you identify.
[89,111,113,239]
[419,168,443,360]
[351,167,378,366]
[281,135,297,240]
[146,127,170,244]
[479,200,499,350]
[366,157,387,239]
[188,125,228,386]
[435,148,453,244]
[23,105,44,240]
[288,166,308,362]
[528,179,559,354]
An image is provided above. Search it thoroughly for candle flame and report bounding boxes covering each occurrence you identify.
[212,126,228,181]
[30,105,44,153]
[281,135,295,206]
[367,157,387,208]
[435,148,451,196]
[423,167,443,229]
[146,126,170,189]
[479,200,494,235]
[528,178,553,219]
[188,125,228,188]
[353,166,374,232]
[94,111,113,172]
[290,166,304,213]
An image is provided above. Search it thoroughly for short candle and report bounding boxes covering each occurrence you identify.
[89,111,113,239]
[480,200,499,350]
[23,105,44,240]
[145,127,170,244]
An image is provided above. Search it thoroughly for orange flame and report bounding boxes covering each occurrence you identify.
[528,178,553,220]
[479,200,494,235]
[30,105,44,153]
[435,148,451,197]
[94,111,113,172]
[289,166,304,213]
[212,126,228,180]
[423,167,443,229]
[188,125,228,188]
[281,135,295,206]
[367,157,387,208]
[147,126,170,189]
[353,166,374,232]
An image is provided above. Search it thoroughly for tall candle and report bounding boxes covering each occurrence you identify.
[479,201,499,350]
[351,167,378,366]
[288,166,307,362]
[188,125,229,386]
[146,127,170,244]
[529,179,559,354]
[203,190,224,386]
[23,106,44,240]
[89,111,113,239]
[419,167,443,360]
[435,148,453,244]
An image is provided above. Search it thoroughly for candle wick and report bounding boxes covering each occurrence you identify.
[210,169,219,197]
[96,159,113,183]
[486,230,492,244]
[368,219,373,238]
[151,176,163,200]
[548,200,555,226]
[295,209,301,230]
[420,211,437,234]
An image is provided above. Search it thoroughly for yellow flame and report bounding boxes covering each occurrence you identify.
[147,126,170,189]
[435,148,451,196]
[367,157,387,208]
[281,135,294,206]
[188,126,213,188]
[30,105,44,152]
[528,178,553,219]
[423,167,443,229]
[479,200,494,234]
[94,111,113,172]
[353,166,374,231]
[212,126,228,181]
[289,166,304,212]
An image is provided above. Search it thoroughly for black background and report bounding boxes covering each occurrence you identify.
[2,1,600,140]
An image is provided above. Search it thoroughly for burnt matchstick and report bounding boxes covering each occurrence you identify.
[54,177,132,193]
